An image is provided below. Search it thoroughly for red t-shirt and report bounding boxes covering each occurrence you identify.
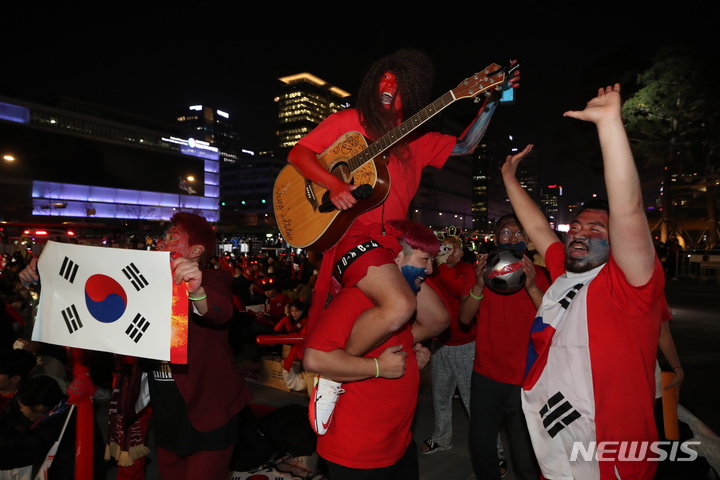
[299,109,456,343]
[265,293,291,322]
[305,286,419,469]
[474,264,551,385]
[433,262,478,346]
[297,109,456,230]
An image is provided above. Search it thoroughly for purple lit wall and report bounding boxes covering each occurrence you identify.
[0,102,30,124]
[32,181,219,222]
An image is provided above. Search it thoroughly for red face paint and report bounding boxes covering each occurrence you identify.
[378,71,402,114]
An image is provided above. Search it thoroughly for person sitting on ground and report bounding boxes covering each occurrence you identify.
[0,375,104,479]
[0,349,38,429]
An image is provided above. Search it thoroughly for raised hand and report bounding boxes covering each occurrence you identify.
[474,253,488,290]
[522,255,536,290]
[501,144,534,179]
[377,344,407,379]
[563,84,622,125]
[19,258,39,287]
[171,256,203,294]
[507,59,521,89]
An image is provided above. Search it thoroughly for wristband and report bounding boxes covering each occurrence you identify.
[469,290,483,301]
[188,294,207,301]
[374,358,379,378]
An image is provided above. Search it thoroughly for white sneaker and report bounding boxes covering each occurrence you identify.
[309,377,344,435]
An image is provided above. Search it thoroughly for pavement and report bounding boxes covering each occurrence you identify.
[97,276,720,479]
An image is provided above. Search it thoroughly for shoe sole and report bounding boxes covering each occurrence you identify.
[420,444,453,455]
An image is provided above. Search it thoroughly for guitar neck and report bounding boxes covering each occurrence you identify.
[347,90,458,171]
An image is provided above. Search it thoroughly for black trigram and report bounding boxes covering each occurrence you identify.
[61,305,83,334]
[122,263,149,292]
[539,391,582,438]
[559,283,585,310]
[59,257,79,284]
[125,314,150,343]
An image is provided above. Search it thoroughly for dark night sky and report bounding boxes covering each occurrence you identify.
[2,4,717,204]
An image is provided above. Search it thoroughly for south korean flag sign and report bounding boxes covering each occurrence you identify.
[33,241,174,361]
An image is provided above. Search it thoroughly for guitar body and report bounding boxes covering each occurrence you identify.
[274,131,390,252]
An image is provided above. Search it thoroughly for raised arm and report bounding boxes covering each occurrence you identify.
[501,145,559,259]
[411,282,450,344]
[451,98,498,156]
[564,84,655,286]
[452,63,520,156]
[459,255,487,325]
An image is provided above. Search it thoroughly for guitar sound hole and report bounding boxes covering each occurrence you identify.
[330,162,352,184]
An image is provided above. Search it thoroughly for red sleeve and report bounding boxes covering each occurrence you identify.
[199,269,234,325]
[436,263,466,298]
[544,241,566,282]
[415,131,456,170]
[600,253,665,315]
[297,110,359,154]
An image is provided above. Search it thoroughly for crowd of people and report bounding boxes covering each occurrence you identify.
[0,46,710,480]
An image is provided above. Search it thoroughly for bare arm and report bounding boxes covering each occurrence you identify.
[411,282,450,344]
[501,144,559,259]
[303,345,407,382]
[459,255,487,325]
[287,144,357,210]
[658,321,683,402]
[452,64,520,156]
[451,98,498,156]
[563,84,655,286]
[522,256,544,309]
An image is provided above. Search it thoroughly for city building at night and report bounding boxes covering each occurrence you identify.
[541,183,561,229]
[471,127,540,233]
[274,73,350,153]
[0,96,220,225]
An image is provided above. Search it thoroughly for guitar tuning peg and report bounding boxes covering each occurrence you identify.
[474,97,481,104]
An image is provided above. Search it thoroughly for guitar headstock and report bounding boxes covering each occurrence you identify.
[451,63,506,100]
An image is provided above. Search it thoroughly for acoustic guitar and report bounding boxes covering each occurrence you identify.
[274,63,508,252]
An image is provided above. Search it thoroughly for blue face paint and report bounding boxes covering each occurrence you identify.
[498,241,527,254]
[401,264,427,295]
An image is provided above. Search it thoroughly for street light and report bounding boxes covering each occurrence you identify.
[3,155,14,161]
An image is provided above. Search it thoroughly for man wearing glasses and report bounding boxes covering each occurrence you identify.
[459,214,550,479]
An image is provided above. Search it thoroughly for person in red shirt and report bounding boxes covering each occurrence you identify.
[289,50,520,365]
[420,233,477,454]
[502,85,663,480]
[261,281,292,324]
[459,215,549,479]
[303,220,445,480]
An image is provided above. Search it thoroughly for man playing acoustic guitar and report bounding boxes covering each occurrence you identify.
[288,49,519,433]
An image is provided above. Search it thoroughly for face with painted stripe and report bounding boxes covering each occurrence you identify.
[565,210,610,273]
[395,247,434,294]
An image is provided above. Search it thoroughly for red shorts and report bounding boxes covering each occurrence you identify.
[333,223,403,288]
